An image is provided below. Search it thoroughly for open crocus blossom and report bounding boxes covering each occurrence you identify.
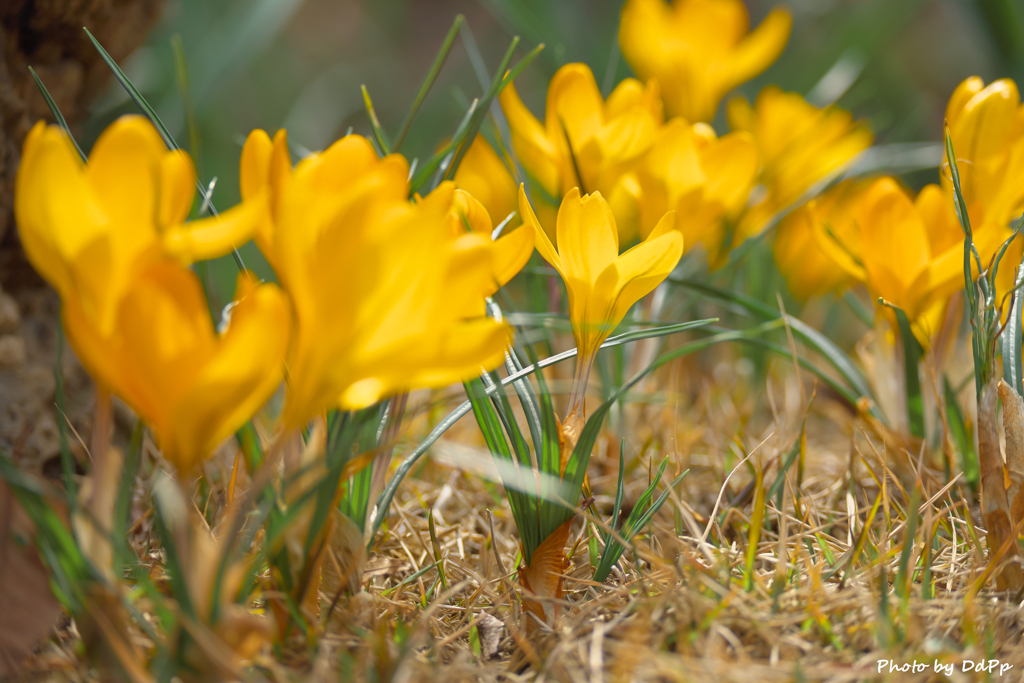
[773,179,869,300]
[619,0,791,123]
[727,87,873,242]
[636,118,758,266]
[65,264,290,474]
[442,188,535,296]
[15,116,263,338]
[500,62,663,243]
[826,179,977,340]
[240,129,511,428]
[519,185,683,421]
[452,135,520,231]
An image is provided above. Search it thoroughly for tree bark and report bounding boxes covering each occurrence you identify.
[0,1,164,473]
[0,0,165,281]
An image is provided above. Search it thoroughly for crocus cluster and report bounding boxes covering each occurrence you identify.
[16,117,525,473]
[458,0,872,274]
[772,77,1024,343]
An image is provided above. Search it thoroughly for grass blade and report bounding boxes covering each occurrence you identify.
[361,85,391,155]
[945,377,979,491]
[888,304,925,439]
[28,67,86,161]
[673,278,879,417]
[1003,265,1024,397]
[393,15,464,152]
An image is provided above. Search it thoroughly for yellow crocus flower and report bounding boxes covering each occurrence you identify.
[943,77,1024,304]
[240,130,511,428]
[518,185,682,418]
[500,63,663,243]
[15,116,263,338]
[619,0,792,123]
[63,264,290,473]
[773,179,869,300]
[826,179,973,338]
[443,188,535,296]
[635,118,758,266]
[727,87,873,242]
[453,135,520,231]
[944,77,1024,232]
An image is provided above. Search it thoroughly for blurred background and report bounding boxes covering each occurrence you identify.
[78,0,1024,327]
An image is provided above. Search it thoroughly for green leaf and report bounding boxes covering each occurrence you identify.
[673,278,881,420]
[27,67,86,161]
[887,303,924,439]
[944,376,979,491]
[393,15,464,152]
[1003,261,1024,398]
[361,84,391,155]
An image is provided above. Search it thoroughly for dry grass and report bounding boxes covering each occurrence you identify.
[11,352,1024,683]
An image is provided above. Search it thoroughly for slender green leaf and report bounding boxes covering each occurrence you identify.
[1003,264,1024,397]
[393,15,464,152]
[672,278,880,418]
[887,304,924,439]
[361,84,391,155]
[28,67,86,161]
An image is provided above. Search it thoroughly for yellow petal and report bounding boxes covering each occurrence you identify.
[240,129,273,200]
[519,184,561,272]
[447,188,494,237]
[500,78,561,198]
[726,8,792,89]
[491,224,536,289]
[453,135,519,228]
[605,220,683,325]
[162,194,266,263]
[556,188,619,286]
[158,150,197,229]
[85,115,165,227]
[170,277,290,472]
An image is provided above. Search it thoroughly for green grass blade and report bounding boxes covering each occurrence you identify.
[393,15,464,152]
[766,424,805,507]
[889,304,925,439]
[673,278,880,417]
[28,67,86,161]
[465,379,537,558]
[53,320,78,508]
[361,84,391,155]
[409,98,478,192]
[944,377,979,491]
[895,487,921,600]
[441,38,544,183]
[1003,264,1024,397]
[504,347,545,462]
[113,420,143,544]
[170,33,202,173]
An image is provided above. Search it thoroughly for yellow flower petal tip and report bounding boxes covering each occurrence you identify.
[619,0,792,122]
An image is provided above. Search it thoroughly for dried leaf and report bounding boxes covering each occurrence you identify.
[0,482,63,677]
